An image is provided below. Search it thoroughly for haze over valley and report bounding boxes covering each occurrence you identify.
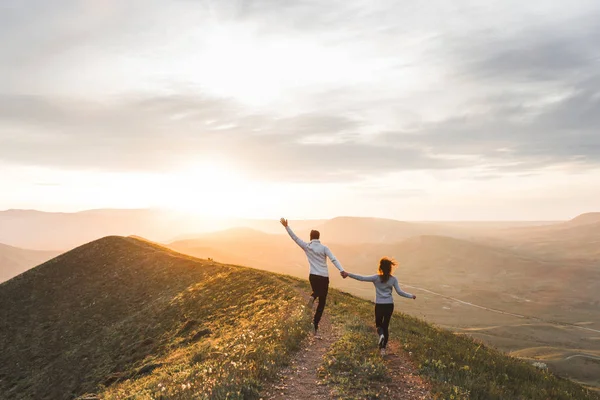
[2,209,599,390]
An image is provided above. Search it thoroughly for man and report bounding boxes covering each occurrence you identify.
[280,218,345,335]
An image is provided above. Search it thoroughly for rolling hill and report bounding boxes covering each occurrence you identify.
[567,212,600,226]
[290,216,500,245]
[0,209,200,250]
[0,209,325,251]
[0,236,309,399]
[2,208,564,251]
[310,216,428,244]
[171,231,600,320]
[0,242,60,283]
[169,228,299,272]
[1,236,598,399]
[483,212,600,261]
[169,230,600,389]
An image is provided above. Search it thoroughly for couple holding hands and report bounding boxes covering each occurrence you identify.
[280,218,416,355]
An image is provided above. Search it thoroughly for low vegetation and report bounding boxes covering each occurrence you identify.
[309,282,600,400]
[0,237,312,400]
[99,272,311,399]
[2,237,598,399]
[319,314,388,399]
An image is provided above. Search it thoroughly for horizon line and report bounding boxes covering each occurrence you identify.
[1,207,594,222]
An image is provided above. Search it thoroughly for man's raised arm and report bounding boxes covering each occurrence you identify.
[280,218,308,250]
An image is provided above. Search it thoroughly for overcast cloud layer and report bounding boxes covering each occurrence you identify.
[1,0,599,217]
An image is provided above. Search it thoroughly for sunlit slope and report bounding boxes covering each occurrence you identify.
[298,216,487,244]
[0,236,309,400]
[0,242,60,283]
[170,230,600,390]
[317,284,600,399]
[1,235,598,399]
[172,232,600,322]
[169,228,301,274]
[567,212,600,226]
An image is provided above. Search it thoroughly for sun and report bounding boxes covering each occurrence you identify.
[157,160,243,216]
[153,159,284,219]
[146,157,309,220]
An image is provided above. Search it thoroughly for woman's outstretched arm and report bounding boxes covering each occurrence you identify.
[346,273,378,282]
[393,278,416,299]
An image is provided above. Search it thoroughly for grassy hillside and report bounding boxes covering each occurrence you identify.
[0,236,310,399]
[314,282,600,400]
[170,232,600,324]
[0,242,60,283]
[1,236,598,399]
[169,231,600,390]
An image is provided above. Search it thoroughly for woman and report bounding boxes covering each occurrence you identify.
[341,257,416,355]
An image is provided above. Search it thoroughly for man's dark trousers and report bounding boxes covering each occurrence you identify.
[309,274,329,329]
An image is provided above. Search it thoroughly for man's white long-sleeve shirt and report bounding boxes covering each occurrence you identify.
[285,226,344,277]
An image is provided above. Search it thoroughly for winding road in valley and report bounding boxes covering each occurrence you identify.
[402,284,600,335]
[564,354,600,361]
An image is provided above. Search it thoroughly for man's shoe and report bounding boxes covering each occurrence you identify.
[380,348,386,356]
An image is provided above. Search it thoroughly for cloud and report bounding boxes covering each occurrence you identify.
[455,15,600,84]
[1,0,600,184]
[0,93,467,181]
[378,74,600,173]
[2,62,600,181]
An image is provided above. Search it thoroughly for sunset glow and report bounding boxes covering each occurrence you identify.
[157,160,256,216]
[0,1,599,220]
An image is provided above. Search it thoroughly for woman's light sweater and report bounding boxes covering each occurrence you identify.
[347,273,414,304]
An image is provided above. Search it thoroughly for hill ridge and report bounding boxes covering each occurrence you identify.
[1,236,598,399]
[568,212,600,226]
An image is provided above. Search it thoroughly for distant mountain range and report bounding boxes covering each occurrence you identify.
[0,242,60,283]
[479,212,600,261]
[0,208,572,251]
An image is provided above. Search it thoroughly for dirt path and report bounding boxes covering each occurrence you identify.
[380,341,432,400]
[263,285,432,399]
[263,299,338,400]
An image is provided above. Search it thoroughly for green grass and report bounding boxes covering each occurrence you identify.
[319,314,388,399]
[98,271,312,399]
[0,237,312,400]
[3,237,598,400]
[311,283,600,400]
[280,279,392,399]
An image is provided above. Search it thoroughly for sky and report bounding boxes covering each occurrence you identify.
[1,0,599,220]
